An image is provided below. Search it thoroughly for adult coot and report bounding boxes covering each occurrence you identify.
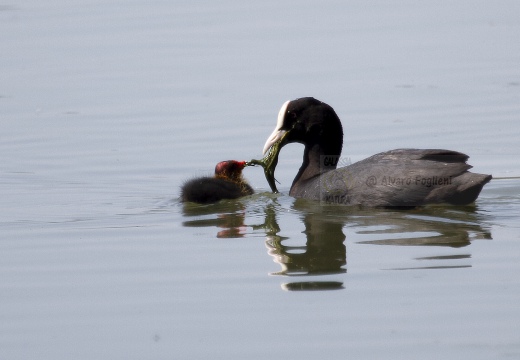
[261,97,492,207]
[181,160,254,204]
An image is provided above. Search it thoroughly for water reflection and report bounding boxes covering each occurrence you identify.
[281,281,344,291]
[182,201,249,238]
[284,200,492,276]
[352,206,492,248]
[180,196,492,290]
[265,199,492,290]
[266,207,346,277]
[265,204,346,291]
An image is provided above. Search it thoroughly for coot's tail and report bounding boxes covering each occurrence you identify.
[426,172,492,205]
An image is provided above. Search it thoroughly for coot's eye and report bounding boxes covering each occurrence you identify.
[287,111,297,120]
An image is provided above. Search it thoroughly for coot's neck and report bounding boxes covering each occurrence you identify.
[291,133,343,188]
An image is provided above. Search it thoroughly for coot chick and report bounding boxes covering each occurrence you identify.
[181,160,254,204]
[261,97,492,207]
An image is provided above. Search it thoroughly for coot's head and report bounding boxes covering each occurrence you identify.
[262,97,343,156]
[257,98,344,190]
[215,160,247,181]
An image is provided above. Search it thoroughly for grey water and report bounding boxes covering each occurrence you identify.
[1,1,520,359]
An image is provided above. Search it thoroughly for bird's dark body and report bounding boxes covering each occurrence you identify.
[181,160,254,204]
[263,97,491,207]
[290,148,491,206]
[181,177,253,204]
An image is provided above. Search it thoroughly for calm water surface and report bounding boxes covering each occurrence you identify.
[1,1,520,359]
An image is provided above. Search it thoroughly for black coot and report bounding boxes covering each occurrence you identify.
[181,160,254,204]
[262,97,492,207]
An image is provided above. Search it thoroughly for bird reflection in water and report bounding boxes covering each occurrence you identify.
[181,195,492,290]
[182,201,249,238]
[264,203,346,291]
[265,199,492,290]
